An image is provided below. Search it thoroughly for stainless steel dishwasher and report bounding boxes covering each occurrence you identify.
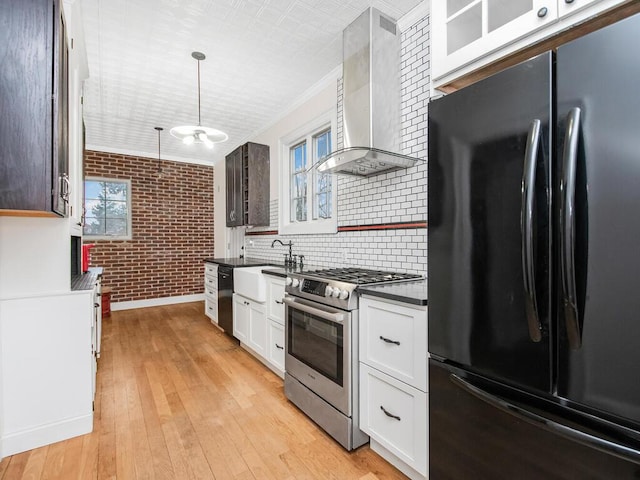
[217,266,234,335]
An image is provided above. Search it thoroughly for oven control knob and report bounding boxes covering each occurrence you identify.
[338,289,349,300]
[291,278,300,288]
[325,286,334,297]
[332,288,341,298]
[285,277,292,286]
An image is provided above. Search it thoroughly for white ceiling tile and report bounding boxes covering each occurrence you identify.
[80,0,424,163]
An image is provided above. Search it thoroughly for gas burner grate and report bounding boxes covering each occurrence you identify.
[306,267,422,285]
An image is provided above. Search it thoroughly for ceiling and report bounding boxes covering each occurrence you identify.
[80,0,425,166]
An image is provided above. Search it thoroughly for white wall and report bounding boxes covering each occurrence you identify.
[239,8,431,275]
[252,79,340,200]
[213,74,340,258]
[0,218,71,299]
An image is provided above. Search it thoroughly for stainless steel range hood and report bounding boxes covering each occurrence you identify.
[317,8,421,177]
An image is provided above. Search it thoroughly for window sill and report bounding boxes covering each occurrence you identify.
[279,219,337,236]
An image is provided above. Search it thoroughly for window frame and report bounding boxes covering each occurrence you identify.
[279,110,337,235]
[83,176,132,240]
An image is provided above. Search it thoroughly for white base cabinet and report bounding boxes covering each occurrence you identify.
[233,274,286,378]
[359,296,428,479]
[266,276,285,324]
[0,290,97,458]
[360,364,427,479]
[265,275,285,377]
[233,293,269,364]
[267,320,285,374]
[204,263,218,324]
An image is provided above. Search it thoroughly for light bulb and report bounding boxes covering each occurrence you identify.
[183,135,195,145]
[203,136,214,149]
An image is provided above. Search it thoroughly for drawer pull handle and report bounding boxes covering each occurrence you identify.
[379,336,400,346]
[275,344,284,350]
[380,406,401,421]
[275,299,284,304]
[537,6,548,18]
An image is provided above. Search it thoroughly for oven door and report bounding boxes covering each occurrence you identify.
[284,294,351,416]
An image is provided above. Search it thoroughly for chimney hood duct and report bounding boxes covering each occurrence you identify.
[316,8,421,177]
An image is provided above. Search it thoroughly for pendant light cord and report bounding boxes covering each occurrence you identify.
[197,59,201,126]
[155,127,163,174]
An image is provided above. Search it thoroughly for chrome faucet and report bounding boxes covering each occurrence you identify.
[271,239,295,266]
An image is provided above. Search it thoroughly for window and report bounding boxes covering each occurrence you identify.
[291,141,307,222]
[312,129,332,220]
[83,178,132,239]
[280,111,337,235]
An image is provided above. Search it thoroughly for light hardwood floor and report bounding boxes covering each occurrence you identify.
[0,301,406,479]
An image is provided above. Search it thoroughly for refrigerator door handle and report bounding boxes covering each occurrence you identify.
[560,107,582,350]
[521,119,542,342]
[450,373,640,465]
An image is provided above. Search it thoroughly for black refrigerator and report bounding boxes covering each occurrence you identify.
[428,13,640,479]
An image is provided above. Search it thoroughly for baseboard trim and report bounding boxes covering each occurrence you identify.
[2,413,93,458]
[111,293,205,311]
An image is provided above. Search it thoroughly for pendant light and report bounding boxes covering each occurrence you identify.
[170,52,228,149]
[155,126,163,175]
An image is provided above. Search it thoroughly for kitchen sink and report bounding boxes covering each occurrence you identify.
[233,266,279,303]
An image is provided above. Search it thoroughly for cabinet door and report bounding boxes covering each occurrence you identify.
[205,297,218,324]
[247,301,267,357]
[360,297,428,392]
[267,320,285,374]
[267,276,285,325]
[52,2,69,217]
[246,143,270,226]
[432,0,557,80]
[1,292,94,455]
[204,263,218,279]
[204,274,217,292]
[232,294,249,343]
[225,147,242,226]
[558,0,601,18]
[0,0,54,212]
[359,364,427,476]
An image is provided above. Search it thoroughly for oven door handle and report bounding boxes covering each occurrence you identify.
[283,297,346,324]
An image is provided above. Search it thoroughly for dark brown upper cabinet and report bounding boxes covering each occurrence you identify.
[225,142,270,227]
[0,0,69,216]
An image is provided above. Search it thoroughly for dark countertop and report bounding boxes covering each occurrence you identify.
[71,267,104,291]
[358,279,427,306]
[261,264,323,278]
[203,257,279,268]
[204,257,320,274]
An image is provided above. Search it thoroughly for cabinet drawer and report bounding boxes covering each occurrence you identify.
[267,320,285,374]
[359,364,427,476]
[267,277,285,325]
[360,297,428,392]
[205,284,217,299]
[204,276,218,290]
[205,297,218,323]
[204,263,218,279]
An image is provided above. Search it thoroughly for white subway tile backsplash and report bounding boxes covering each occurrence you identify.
[244,13,430,277]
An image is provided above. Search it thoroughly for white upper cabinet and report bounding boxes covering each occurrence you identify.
[432,0,631,87]
[433,0,557,81]
[558,0,602,18]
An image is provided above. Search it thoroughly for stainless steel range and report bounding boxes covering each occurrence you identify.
[283,267,423,450]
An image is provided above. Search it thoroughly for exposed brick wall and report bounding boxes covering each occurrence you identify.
[84,150,214,303]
